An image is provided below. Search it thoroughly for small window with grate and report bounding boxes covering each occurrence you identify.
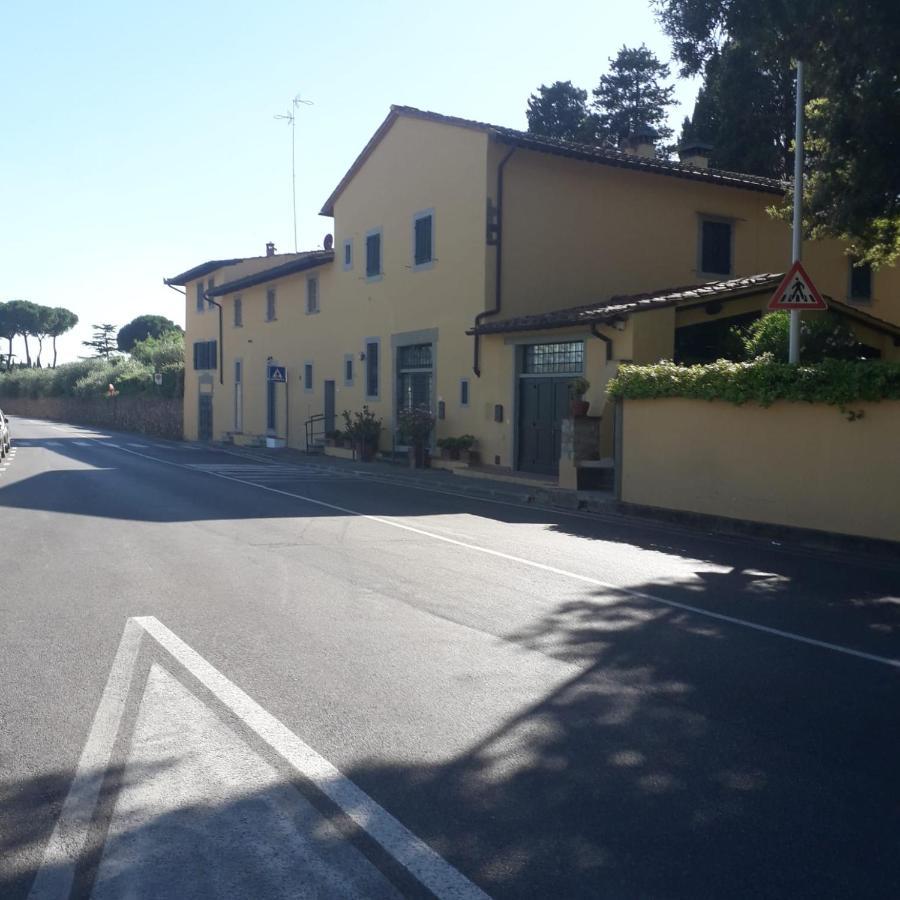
[343,239,353,270]
[460,378,469,406]
[304,363,313,392]
[195,282,204,313]
[396,343,433,369]
[233,296,242,327]
[522,341,584,375]
[344,355,354,386]
[266,288,276,321]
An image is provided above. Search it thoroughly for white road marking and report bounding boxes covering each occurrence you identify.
[126,442,148,448]
[74,441,94,447]
[30,617,489,900]
[44,440,63,447]
[108,443,900,671]
[27,620,145,900]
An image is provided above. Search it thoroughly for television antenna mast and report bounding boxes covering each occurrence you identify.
[274,93,314,253]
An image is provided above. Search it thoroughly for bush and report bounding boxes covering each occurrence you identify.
[130,331,185,369]
[734,311,872,363]
[342,406,382,445]
[396,405,435,446]
[607,357,900,407]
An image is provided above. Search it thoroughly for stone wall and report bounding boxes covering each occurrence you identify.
[2,396,183,440]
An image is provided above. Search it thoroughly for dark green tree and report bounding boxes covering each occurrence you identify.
[82,324,118,360]
[4,300,41,367]
[526,81,597,143]
[117,314,181,353]
[655,0,900,265]
[46,307,79,368]
[679,41,794,177]
[0,303,18,370]
[592,44,675,151]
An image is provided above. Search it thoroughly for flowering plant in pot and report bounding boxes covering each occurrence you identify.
[342,406,382,461]
[397,405,435,468]
[569,376,591,416]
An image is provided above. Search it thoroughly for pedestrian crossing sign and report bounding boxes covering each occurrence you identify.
[768,261,827,310]
[267,365,287,382]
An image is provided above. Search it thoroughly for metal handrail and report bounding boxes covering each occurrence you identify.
[304,414,326,453]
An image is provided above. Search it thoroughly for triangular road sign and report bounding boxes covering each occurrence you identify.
[768,261,827,310]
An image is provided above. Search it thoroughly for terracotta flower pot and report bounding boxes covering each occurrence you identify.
[571,399,590,417]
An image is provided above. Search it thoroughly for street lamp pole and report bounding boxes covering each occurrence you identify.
[789,60,804,364]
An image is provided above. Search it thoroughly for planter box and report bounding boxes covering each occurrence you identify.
[324,445,355,460]
[265,437,286,449]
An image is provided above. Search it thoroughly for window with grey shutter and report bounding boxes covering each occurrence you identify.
[849,260,872,301]
[306,278,319,314]
[414,214,433,265]
[700,220,732,275]
[366,233,381,277]
[195,283,204,312]
[365,341,379,398]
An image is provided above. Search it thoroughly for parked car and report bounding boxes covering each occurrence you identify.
[0,410,10,458]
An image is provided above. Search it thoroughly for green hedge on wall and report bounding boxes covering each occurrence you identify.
[607,357,900,407]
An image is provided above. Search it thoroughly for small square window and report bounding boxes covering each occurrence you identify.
[849,260,872,302]
[306,277,319,314]
[366,232,381,278]
[700,219,732,276]
[233,296,243,327]
[266,288,276,321]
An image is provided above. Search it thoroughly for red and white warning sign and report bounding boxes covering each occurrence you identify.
[768,261,827,310]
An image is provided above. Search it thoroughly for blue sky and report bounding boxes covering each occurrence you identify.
[1,1,699,364]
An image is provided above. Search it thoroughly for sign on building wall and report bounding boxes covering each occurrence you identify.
[267,365,287,383]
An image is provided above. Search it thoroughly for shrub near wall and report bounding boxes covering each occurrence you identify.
[0,342,184,439]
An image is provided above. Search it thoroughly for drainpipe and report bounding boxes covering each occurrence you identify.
[590,323,614,362]
[203,294,225,385]
[473,145,517,377]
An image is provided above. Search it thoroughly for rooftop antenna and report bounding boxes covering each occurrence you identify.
[274,93,314,253]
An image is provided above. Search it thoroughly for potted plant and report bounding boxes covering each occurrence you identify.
[437,434,476,461]
[342,406,382,461]
[325,429,342,448]
[397,405,435,468]
[569,376,591,417]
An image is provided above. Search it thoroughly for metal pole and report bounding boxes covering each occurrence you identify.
[285,372,289,445]
[290,113,297,253]
[789,60,804,364]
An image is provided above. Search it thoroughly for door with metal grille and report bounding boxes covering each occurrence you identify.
[396,344,434,440]
[517,341,583,475]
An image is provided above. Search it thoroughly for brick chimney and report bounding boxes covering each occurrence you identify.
[265,241,276,257]
[678,141,713,169]
[622,124,657,159]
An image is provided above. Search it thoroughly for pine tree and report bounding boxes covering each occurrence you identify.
[592,45,676,153]
[82,324,118,360]
[526,81,597,143]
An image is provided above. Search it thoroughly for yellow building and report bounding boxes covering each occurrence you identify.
[168,106,900,476]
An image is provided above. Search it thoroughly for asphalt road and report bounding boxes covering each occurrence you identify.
[1,416,898,899]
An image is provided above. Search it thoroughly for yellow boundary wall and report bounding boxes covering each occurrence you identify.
[620,398,900,543]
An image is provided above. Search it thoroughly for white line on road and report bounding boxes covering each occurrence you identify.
[27,620,146,900]
[29,617,489,900]
[44,441,63,447]
[74,441,94,447]
[125,443,148,449]
[108,443,900,671]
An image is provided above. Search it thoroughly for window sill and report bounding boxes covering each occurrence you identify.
[305,309,320,316]
[266,317,278,323]
[365,274,383,283]
[847,296,873,306]
[411,260,435,272]
[698,270,733,280]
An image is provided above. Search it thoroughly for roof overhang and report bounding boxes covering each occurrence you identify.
[206,251,335,297]
[164,259,244,286]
